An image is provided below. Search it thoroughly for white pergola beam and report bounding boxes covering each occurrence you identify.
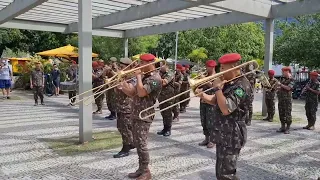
[0,19,124,38]
[66,0,225,33]
[271,0,320,18]
[0,0,48,25]
[211,0,271,18]
[124,12,262,38]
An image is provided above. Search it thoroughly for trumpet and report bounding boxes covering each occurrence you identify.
[139,60,271,120]
[71,59,166,106]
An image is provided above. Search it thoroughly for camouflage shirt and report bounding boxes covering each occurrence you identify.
[246,73,256,88]
[131,72,162,122]
[174,71,183,88]
[181,73,190,91]
[115,80,134,114]
[265,77,279,99]
[67,67,78,82]
[31,69,44,87]
[213,76,251,149]
[198,73,214,103]
[305,80,320,102]
[158,70,175,101]
[277,76,294,100]
[92,68,105,87]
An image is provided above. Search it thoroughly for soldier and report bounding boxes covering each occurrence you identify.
[172,64,183,122]
[120,53,162,179]
[303,71,320,130]
[157,62,175,136]
[66,60,78,106]
[198,60,216,148]
[105,57,118,120]
[185,64,191,107]
[245,66,256,126]
[92,61,106,114]
[263,70,279,122]
[196,53,251,180]
[113,58,135,158]
[30,62,45,106]
[179,67,190,113]
[277,67,294,134]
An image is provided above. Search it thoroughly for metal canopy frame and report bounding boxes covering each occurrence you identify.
[0,0,319,143]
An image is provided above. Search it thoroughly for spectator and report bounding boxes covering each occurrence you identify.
[0,59,13,99]
[51,64,60,96]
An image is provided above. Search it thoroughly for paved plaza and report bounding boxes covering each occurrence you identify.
[0,91,319,180]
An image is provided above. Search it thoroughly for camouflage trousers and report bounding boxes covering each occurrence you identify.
[278,98,292,125]
[117,113,133,145]
[106,90,116,112]
[265,98,275,119]
[172,86,181,118]
[159,99,174,128]
[216,145,241,180]
[246,97,254,124]
[132,119,152,171]
[179,90,190,111]
[94,89,104,111]
[305,100,318,127]
[200,103,214,136]
[33,86,44,103]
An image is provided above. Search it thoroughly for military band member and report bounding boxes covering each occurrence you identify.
[245,66,256,126]
[196,53,251,180]
[179,67,190,113]
[172,64,183,121]
[92,61,106,114]
[198,60,216,148]
[185,64,191,107]
[66,60,78,106]
[120,53,162,180]
[30,62,45,106]
[105,57,118,120]
[277,67,294,134]
[263,70,279,122]
[157,62,175,136]
[113,58,135,158]
[303,71,320,130]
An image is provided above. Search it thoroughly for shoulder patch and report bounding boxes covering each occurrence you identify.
[234,88,245,98]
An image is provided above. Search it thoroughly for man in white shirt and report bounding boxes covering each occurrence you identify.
[0,59,13,99]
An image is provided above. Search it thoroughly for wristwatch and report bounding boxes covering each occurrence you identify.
[212,87,221,93]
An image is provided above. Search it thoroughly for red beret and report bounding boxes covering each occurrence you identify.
[92,61,99,67]
[71,60,76,64]
[282,67,291,73]
[205,60,217,67]
[310,71,318,76]
[218,53,241,64]
[176,64,183,69]
[268,70,275,75]
[181,67,186,71]
[98,61,104,67]
[185,64,190,68]
[140,53,155,62]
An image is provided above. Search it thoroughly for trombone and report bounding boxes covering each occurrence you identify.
[139,60,271,120]
[71,59,166,106]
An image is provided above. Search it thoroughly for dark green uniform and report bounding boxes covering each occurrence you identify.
[264,77,279,121]
[92,68,105,113]
[172,71,183,119]
[157,70,175,136]
[304,80,320,129]
[245,73,256,126]
[105,69,117,119]
[277,76,294,134]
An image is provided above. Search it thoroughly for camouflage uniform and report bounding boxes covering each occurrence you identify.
[157,70,175,136]
[130,72,162,177]
[264,78,279,121]
[92,68,105,112]
[213,76,251,180]
[199,74,215,147]
[277,77,294,134]
[179,72,190,112]
[304,80,320,128]
[31,69,44,104]
[172,71,183,119]
[245,73,256,126]
[66,67,78,104]
[105,69,117,119]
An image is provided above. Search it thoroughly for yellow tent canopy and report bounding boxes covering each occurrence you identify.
[36,44,98,58]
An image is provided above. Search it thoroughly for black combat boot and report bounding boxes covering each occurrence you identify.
[284,122,291,134]
[163,126,171,137]
[268,116,274,122]
[157,129,165,135]
[105,111,116,120]
[277,123,286,133]
[199,135,209,146]
[113,145,130,158]
[129,144,135,149]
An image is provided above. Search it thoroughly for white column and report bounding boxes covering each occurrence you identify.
[174,31,179,70]
[262,18,274,116]
[124,38,129,58]
[78,0,92,143]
